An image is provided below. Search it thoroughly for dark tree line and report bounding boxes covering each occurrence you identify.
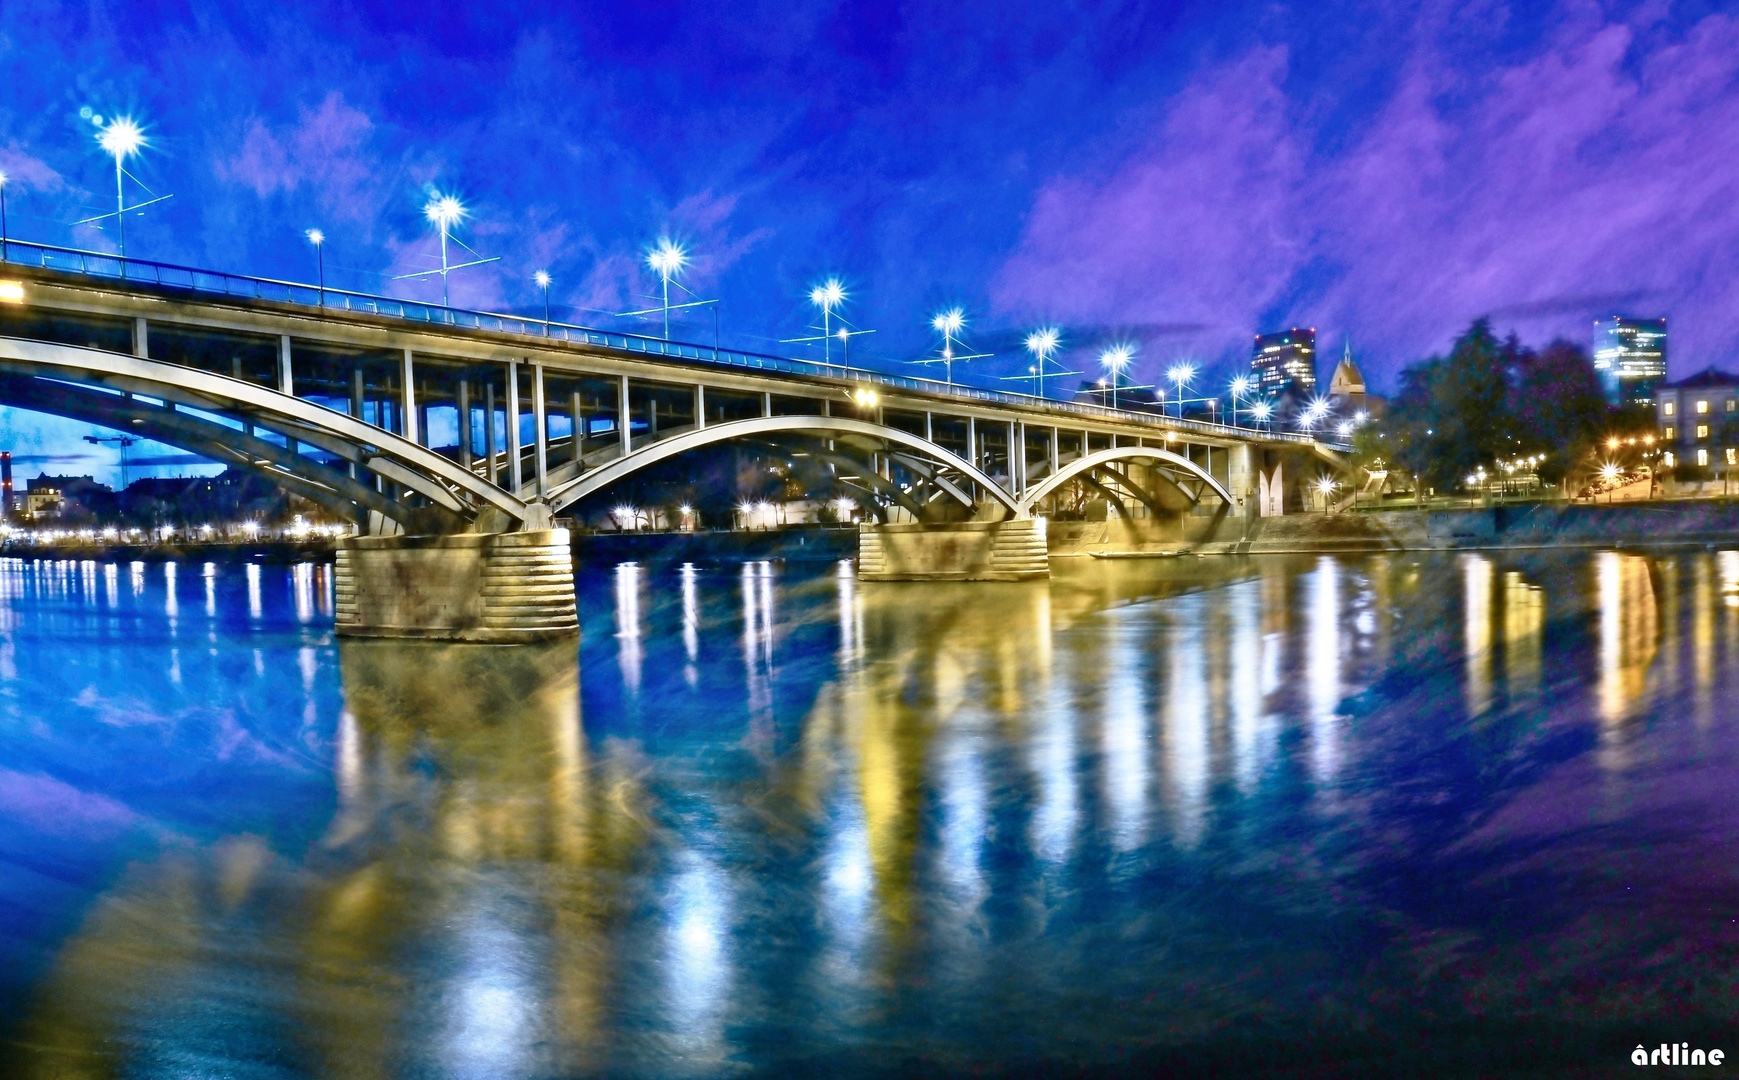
[1370,319,1653,491]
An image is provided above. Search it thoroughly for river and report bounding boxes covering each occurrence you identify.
[0,550,1733,1077]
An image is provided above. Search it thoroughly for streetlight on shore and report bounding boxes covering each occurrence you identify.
[1167,363,1195,418]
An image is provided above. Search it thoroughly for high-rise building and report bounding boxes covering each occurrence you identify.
[1251,328,1317,398]
[1593,316,1666,405]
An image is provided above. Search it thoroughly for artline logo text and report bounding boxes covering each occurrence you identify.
[1633,1044,1724,1066]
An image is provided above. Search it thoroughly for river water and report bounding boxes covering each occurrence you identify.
[0,550,1734,1078]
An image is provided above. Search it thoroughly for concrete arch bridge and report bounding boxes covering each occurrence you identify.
[0,244,1349,635]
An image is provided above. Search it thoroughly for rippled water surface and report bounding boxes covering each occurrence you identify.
[0,550,1736,1078]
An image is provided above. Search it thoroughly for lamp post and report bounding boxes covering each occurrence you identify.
[1229,376,1251,427]
[535,270,552,336]
[1024,326,1060,399]
[810,278,846,363]
[97,117,146,258]
[425,195,465,306]
[647,238,687,341]
[306,229,325,303]
[1167,363,1195,418]
[932,308,965,384]
[0,170,9,264]
[1099,344,1134,410]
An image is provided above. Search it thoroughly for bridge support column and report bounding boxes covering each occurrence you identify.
[336,529,578,643]
[856,519,1049,581]
[1228,444,1256,531]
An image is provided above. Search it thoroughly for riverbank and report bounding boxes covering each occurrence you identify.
[1231,501,1739,554]
[0,538,340,562]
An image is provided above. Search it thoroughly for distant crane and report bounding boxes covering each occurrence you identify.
[84,433,141,489]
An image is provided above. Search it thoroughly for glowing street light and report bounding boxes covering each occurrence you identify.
[535,269,553,336]
[647,238,688,341]
[306,229,325,301]
[1250,400,1273,429]
[73,113,172,259]
[0,170,9,261]
[809,278,847,362]
[1166,362,1195,418]
[392,191,500,305]
[1099,344,1135,410]
[425,194,465,305]
[1229,375,1252,427]
[923,307,989,385]
[1023,326,1063,398]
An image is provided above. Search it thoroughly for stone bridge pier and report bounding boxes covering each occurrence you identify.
[335,528,578,643]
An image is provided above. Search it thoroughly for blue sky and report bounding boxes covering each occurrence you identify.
[3,0,1738,484]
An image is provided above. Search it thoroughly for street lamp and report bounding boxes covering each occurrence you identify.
[535,270,552,336]
[809,278,846,362]
[0,170,9,263]
[1250,401,1273,430]
[1166,362,1195,418]
[647,238,687,341]
[306,229,325,302]
[932,307,965,383]
[1229,375,1252,427]
[425,194,465,306]
[1024,326,1060,398]
[87,115,151,258]
[1099,344,1134,410]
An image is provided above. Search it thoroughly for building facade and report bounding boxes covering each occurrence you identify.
[1251,328,1317,399]
[1594,316,1667,405]
[1654,368,1739,471]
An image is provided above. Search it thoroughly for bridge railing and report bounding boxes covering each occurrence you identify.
[0,239,1345,451]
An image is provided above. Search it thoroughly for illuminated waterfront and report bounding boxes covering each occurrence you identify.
[0,550,1735,1076]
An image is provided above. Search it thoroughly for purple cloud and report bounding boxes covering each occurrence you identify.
[992,10,1739,388]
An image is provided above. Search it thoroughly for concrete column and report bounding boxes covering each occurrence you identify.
[1049,427,1059,474]
[133,317,148,359]
[484,382,498,485]
[620,375,633,456]
[1228,444,1255,526]
[351,367,365,423]
[533,363,548,497]
[762,391,772,417]
[278,335,293,394]
[925,412,933,441]
[1009,420,1020,492]
[402,349,419,445]
[457,378,472,470]
[696,384,707,428]
[967,416,977,468]
[507,361,523,492]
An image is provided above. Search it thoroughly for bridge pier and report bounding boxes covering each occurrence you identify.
[336,529,578,643]
[856,519,1049,581]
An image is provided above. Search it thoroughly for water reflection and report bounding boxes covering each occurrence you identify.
[7,550,1739,1076]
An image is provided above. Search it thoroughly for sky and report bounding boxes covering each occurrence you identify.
[1,0,1737,484]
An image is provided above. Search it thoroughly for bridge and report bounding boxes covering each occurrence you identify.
[0,240,1349,639]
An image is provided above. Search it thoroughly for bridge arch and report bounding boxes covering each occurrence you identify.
[544,414,1025,518]
[0,336,535,531]
[1019,445,1234,516]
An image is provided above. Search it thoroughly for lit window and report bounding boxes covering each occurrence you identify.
[1665,452,1676,468]
[1698,400,1710,414]
[1698,425,1710,439]
[1664,401,1676,416]
[1698,448,1709,467]
[1728,400,1737,413]
[1728,449,1737,466]
[1665,426,1676,440]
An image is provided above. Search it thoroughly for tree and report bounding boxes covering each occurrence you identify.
[1388,319,1521,491]
[1512,339,1609,483]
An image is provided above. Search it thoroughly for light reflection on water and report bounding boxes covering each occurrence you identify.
[0,549,1736,1076]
